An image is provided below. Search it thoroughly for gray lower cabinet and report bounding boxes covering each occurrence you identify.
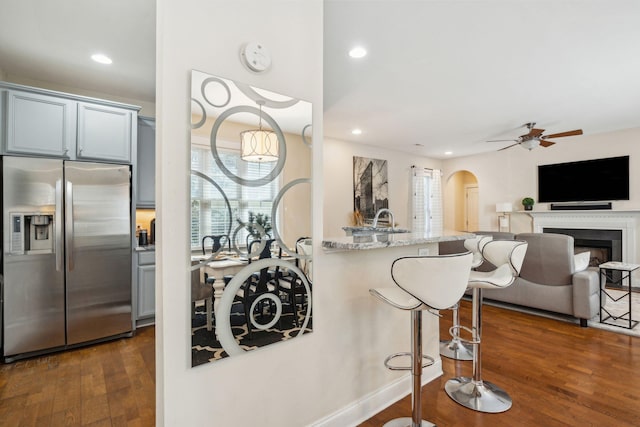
[136,250,156,322]
[136,117,155,207]
[4,89,75,157]
[77,102,133,162]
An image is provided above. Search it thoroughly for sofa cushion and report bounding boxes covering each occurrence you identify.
[515,233,574,286]
[574,251,590,272]
[483,278,574,315]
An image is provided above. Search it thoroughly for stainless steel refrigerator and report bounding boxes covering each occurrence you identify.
[1,156,132,361]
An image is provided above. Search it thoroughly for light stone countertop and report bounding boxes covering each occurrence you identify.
[322,230,474,251]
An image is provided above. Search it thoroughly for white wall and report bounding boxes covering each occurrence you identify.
[323,137,442,238]
[442,128,640,233]
[156,1,324,425]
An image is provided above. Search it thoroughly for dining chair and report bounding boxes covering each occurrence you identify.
[201,234,230,255]
[274,237,312,327]
[234,238,279,339]
[191,261,214,331]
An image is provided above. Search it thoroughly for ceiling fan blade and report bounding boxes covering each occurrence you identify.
[543,129,583,139]
[539,140,555,148]
[528,128,545,137]
[498,142,521,151]
[486,139,518,143]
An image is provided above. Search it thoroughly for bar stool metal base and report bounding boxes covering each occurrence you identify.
[439,338,473,361]
[444,377,512,413]
[382,417,435,427]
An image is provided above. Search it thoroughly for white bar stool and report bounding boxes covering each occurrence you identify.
[370,252,473,427]
[445,240,528,413]
[440,235,492,361]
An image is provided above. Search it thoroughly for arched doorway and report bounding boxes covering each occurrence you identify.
[444,170,479,232]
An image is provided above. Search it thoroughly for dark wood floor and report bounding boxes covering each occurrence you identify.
[359,300,640,427]
[0,326,155,427]
[2,303,639,427]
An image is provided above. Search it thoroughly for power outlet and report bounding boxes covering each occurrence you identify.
[418,247,430,256]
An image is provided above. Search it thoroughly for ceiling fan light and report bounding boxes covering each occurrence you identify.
[521,139,540,150]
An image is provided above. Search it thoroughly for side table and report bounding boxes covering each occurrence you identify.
[598,261,640,329]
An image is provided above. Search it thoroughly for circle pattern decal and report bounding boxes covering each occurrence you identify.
[209,106,287,187]
[216,258,312,356]
[201,76,231,108]
[271,178,312,261]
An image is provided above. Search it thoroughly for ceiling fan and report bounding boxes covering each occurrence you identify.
[488,122,583,151]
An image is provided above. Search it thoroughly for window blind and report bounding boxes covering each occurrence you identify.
[190,146,278,249]
[412,167,443,235]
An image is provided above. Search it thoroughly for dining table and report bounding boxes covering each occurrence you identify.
[190,250,296,332]
[191,254,248,318]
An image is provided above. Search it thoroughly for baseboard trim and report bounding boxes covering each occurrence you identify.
[310,359,443,427]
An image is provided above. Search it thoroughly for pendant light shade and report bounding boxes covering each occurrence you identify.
[240,101,279,162]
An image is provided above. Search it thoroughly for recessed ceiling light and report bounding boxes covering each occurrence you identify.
[348,46,367,59]
[351,128,362,135]
[91,53,112,65]
[444,151,453,155]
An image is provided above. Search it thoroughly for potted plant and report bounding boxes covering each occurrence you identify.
[522,197,535,211]
[239,211,272,248]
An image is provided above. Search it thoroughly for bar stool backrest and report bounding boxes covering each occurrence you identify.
[464,235,493,268]
[391,253,473,310]
[481,240,528,276]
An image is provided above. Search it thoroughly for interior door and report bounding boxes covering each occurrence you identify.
[65,161,132,345]
[465,186,479,232]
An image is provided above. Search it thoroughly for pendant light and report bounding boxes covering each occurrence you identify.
[240,100,279,162]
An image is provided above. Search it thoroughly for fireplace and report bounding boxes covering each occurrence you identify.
[543,228,622,266]
[529,210,640,287]
[543,227,623,285]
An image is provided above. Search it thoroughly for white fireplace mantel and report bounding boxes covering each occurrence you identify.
[526,210,640,264]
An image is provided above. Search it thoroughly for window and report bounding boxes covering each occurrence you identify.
[190,145,278,250]
[412,167,443,235]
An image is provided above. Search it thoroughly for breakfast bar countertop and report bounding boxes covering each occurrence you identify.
[322,230,473,251]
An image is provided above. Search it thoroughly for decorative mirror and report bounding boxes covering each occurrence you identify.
[189,70,312,367]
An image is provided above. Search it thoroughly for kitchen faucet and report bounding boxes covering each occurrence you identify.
[372,208,394,229]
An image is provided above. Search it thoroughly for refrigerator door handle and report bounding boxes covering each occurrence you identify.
[55,179,64,271]
[66,180,74,271]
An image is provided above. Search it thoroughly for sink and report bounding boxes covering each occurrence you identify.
[343,226,411,236]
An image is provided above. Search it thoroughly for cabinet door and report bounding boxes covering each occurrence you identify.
[137,264,156,319]
[136,117,156,207]
[5,90,75,157]
[77,102,132,162]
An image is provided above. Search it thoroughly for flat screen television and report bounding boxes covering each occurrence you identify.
[538,156,629,203]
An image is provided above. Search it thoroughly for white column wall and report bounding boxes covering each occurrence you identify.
[156,1,324,425]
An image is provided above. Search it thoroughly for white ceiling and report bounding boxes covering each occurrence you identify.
[2,1,639,159]
[0,0,155,103]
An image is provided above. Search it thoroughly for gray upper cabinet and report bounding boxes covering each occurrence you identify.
[136,117,155,207]
[4,89,76,157]
[77,102,133,162]
[1,82,139,163]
